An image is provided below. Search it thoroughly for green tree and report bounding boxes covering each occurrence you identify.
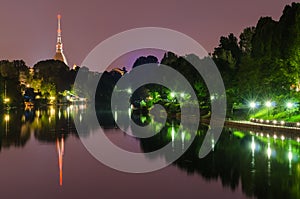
[239,27,255,55]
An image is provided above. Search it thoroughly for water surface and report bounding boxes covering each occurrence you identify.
[0,106,299,199]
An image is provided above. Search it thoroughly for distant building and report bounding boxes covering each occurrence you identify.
[53,14,68,65]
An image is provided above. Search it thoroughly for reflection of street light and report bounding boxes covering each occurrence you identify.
[267,143,272,159]
[4,98,10,103]
[4,113,9,135]
[4,114,10,122]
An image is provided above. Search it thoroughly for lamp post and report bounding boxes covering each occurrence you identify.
[249,101,257,116]
[265,101,272,117]
[249,101,256,109]
[286,102,293,118]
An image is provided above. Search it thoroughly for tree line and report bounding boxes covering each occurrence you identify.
[1,2,300,119]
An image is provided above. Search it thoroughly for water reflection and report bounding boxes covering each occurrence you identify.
[121,113,300,199]
[0,105,85,187]
[56,137,64,187]
[1,107,300,198]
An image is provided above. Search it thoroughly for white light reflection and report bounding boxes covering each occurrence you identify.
[181,131,185,150]
[171,125,175,150]
[251,136,256,153]
[267,143,272,159]
[288,144,293,175]
[251,136,255,171]
[211,138,215,152]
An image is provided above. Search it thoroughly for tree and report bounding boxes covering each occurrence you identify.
[213,33,242,115]
[0,60,24,106]
[132,55,158,68]
[239,27,255,55]
[33,59,72,94]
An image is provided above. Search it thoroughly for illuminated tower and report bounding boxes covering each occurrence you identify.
[54,14,68,65]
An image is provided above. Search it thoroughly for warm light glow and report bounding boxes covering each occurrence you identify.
[50,107,55,116]
[4,114,9,122]
[260,119,264,123]
[36,110,41,117]
[4,98,10,103]
[49,96,56,100]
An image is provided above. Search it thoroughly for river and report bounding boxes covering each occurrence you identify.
[0,105,299,199]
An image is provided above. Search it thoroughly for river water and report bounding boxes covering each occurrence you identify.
[0,105,299,199]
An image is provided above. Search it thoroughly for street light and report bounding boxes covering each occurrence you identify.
[286,102,293,118]
[265,101,272,117]
[286,102,293,109]
[127,88,132,94]
[265,101,272,107]
[249,101,256,109]
[170,92,175,98]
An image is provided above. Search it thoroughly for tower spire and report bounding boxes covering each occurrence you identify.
[54,14,68,65]
[57,14,62,43]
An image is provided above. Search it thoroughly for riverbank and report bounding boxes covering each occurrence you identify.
[201,118,300,138]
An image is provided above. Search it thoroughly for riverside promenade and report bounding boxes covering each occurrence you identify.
[201,118,300,138]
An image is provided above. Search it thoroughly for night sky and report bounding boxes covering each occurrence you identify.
[0,0,295,68]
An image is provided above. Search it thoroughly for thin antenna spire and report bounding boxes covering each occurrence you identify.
[57,14,62,43]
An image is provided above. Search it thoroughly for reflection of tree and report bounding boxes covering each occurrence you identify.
[136,116,300,199]
[0,106,83,152]
[0,111,29,151]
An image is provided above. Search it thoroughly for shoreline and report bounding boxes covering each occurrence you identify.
[201,118,300,138]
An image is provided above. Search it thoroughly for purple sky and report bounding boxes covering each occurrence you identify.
[0,0,296,68]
